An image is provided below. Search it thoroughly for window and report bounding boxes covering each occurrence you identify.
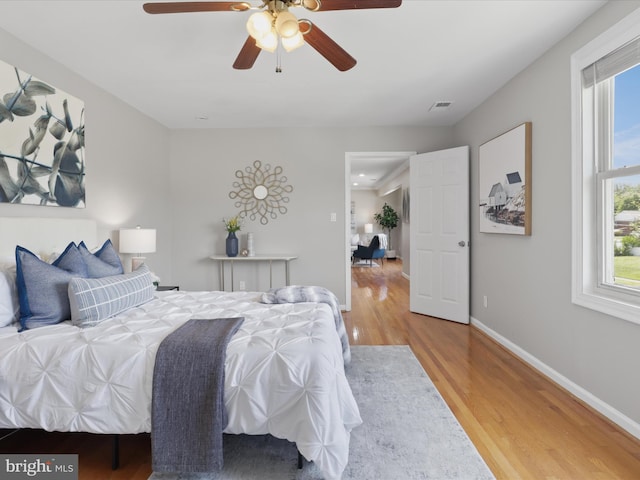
[571,9,640,324]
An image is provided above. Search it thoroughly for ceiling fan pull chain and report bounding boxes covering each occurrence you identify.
[276,46,283,73]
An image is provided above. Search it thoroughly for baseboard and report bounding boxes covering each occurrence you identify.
[470,316,640,441]
[401,272,410,281]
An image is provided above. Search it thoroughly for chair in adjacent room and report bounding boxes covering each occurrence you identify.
[352,235,386,266]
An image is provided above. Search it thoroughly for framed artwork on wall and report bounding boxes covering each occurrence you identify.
[0,59,85,207]
[478,122,532,235]
[402,187,410,223]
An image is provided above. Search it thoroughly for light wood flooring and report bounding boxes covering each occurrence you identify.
[347,259,640,479]
[2,258,640,479]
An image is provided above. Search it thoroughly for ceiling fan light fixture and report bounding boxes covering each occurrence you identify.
[301,0,321,11]
[275,11,299,38]
[256,28,278,52]
[281,31,304,52]
[247,11,273,40]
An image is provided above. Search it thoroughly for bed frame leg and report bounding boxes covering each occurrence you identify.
[297,450,303,469]
[112,435,120,470]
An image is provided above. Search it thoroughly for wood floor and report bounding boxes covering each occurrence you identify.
[2,259,640,479]
[347,259,640,479]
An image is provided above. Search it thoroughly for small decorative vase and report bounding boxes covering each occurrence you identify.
[247,232,255,257]
[226,231,239,257]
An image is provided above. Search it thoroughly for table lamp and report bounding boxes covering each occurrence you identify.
[364,223,373,243]
[119,226,156,271]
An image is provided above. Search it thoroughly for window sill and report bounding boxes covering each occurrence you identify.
[572,288,640,326]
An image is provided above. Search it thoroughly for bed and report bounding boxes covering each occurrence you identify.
[0,218,361,480]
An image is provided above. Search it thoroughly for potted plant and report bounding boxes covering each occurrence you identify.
[374,203,400,259]
[223,215,242,257]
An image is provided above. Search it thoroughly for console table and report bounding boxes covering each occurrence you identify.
[209,254,298,291]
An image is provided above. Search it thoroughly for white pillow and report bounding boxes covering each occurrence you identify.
[0,265,20,327]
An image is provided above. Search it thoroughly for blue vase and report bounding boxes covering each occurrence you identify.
[226,231,239,257]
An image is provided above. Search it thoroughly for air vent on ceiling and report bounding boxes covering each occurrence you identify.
[429,101,453,111]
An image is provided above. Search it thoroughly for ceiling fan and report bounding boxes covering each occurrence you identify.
[143,0,402,71]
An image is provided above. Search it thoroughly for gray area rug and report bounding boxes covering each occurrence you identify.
[149,345,495,480]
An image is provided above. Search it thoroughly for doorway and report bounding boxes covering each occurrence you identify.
[344,151,415,311]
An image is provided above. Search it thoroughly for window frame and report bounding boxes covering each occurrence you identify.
[571,8,640,324]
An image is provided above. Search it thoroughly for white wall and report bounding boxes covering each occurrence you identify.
[0,27,173,282]
[0,23,453,304]
[168,127,453,302]
[350,190,378,237]
[377,167,410,275]
[454,1,640,433]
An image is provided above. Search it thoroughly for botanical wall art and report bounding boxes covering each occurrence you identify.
[229,160,293,225]
[0,60,85,207]
[478,122,532,235]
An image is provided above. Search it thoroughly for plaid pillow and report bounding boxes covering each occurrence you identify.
[68,264,154,328]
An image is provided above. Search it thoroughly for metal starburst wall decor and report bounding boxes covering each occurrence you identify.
[229,160,293,225]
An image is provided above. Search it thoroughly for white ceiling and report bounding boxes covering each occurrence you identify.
[0,0,606,185]
[350,152,410,190]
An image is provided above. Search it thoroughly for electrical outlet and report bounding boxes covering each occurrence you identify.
[239,281,246,291]
[483,295,488,308]
[330,212,337,222]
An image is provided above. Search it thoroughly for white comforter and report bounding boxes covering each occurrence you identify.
[0,290,362,479]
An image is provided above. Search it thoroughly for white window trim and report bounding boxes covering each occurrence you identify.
[571,8,640,325]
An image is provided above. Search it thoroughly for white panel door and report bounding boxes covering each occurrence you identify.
[410,146,469,324]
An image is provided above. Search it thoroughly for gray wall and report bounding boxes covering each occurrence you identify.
[167,127,453,300]
[0,27,173,283]
[454,1,640,430]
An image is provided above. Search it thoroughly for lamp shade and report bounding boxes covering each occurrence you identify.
[247,11,273,40]
[282,31,304,52]
[275,11,299,38]
[364,223,373,234]
[119,227,156,254]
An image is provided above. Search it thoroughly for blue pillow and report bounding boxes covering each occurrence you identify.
[78,240,124,277]
[16,243,88,331]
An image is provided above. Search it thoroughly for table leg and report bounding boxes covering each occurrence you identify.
[230,260,235,292]
[285,260,291,286]
[219,261,225,291]
[269,260,273,288]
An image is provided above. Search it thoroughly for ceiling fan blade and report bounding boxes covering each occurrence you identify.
[142,2,250,14]
[299,20,356,71]
[303,0,401,12]
[233,36,262,69]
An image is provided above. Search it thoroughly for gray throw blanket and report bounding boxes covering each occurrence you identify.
[151,317,244,473]
[261,285,351,365]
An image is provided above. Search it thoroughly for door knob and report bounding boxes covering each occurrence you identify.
[458,241,466,247]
